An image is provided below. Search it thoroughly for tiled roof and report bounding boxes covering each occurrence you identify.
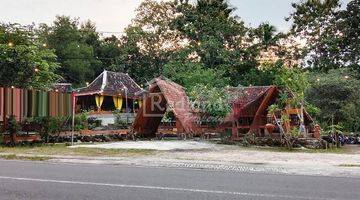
[75,70,142,97]
[52,83,72,93]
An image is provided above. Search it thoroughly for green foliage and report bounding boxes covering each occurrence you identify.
[38,16,103,86]
[288,0,359,71]
[189,84,231,125]
[306,68,360,132]
[74,111,89,130]
[31,116,67,142]
[163,59,229,90]
[0,23,61,89]
[87,117,102,130]
[162,111,175,123]
[242,62,309,100]
[267,104,280,116]
[113,110,129,129]
[7,115,20,135]
[251,22,284,50]
[290,126,300,137]
[171,0,259,85]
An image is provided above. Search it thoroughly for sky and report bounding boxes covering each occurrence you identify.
[0,0,351,37]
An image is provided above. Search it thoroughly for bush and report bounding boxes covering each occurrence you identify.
[32,116,66,143]
[87,117,102,130]
[7,115,20,135]
[74,111,89,130]
[113,110,129,129]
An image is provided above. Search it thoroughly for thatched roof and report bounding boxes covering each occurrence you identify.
[132,77,198,137]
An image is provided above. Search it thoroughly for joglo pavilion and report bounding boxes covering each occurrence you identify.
[74,70,143,114]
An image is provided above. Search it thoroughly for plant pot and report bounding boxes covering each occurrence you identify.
[265,123,276,137]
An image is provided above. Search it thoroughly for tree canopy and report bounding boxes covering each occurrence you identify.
[1,0,359,131]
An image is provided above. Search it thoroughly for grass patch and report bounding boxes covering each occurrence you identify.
[0,143,157,157]
[338,164,360,168]
[0,154,49,161]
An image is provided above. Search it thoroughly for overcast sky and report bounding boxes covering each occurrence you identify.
[1,0,351,36]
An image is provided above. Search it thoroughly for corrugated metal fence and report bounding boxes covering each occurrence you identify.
[0,87,73,122]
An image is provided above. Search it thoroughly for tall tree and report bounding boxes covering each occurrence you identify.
[115,0,182,83]
[171,0,259,85]
[288,0,359,71]
[253,22,281,49]
[39,16,101,86]
[337,0,360,71]
[0,23,61,89]
[306,68,360,131]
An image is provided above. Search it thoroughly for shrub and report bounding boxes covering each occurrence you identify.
[87,117,102,130]
[113,110,129,129]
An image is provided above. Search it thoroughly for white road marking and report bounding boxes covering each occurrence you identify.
[0,176,336,200]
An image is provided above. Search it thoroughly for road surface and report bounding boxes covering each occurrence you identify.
[0,160,359,200]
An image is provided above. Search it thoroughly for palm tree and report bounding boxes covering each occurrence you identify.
[255,22,281,49]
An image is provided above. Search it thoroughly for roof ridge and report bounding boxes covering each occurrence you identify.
[228,85,275,89]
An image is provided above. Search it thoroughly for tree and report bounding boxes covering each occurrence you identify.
[252,22,281,49]
[288,0,359,71]
[306,68,360,131]
[188,84,231,126]
[39,16,102,86]
[171,0,259,85]
[0,23,61,89]
[242,61,309,95]
[163,61,229,91]
[337,0,360,71]
[98,35,122,71]
[115,0,182,84]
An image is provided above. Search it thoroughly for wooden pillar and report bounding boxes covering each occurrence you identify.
[249,87,276,136]
[230,112,238,140]
[2,87,6,132]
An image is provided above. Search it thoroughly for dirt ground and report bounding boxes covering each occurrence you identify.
[1,141,360,177]
[71,140,217,151]
[71,140,360,168]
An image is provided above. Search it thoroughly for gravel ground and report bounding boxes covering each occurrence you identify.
[63,141,360,177]
[2,141,360,177]
[71,140,218,150]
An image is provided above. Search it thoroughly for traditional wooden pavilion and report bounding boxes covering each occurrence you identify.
[132,77,198,137]
[74,70,143,113]
[224,86,316,140]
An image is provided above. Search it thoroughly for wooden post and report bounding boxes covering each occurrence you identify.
[71,92,76,146]
[2,87,6,132]
[232,119,237,139]
[249,87,276,135]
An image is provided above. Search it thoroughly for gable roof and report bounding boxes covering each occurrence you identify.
[226,86,274,110]
[132,77,198,137]
[226,86,314,124]
[75,70,142,97]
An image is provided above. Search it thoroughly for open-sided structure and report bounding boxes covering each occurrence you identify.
[225,86,315,139]
[74,70,143,113]
[132,77,198,137]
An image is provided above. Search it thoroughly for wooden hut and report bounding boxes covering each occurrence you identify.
[74,70,143,114]
[132,77,198,137]
[225,86,315,140]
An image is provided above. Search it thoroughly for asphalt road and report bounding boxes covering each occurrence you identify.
[0,160,359,200]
